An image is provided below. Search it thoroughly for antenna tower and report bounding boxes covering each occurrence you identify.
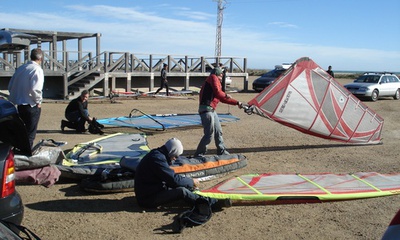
[214,0,226,57]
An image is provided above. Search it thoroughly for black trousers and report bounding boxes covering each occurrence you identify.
[17,104,41,148]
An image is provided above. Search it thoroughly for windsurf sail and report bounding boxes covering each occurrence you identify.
[246,57,384,144]
[197,172,400,204]
[96,108,239,130]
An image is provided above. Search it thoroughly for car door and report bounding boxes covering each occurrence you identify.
[387,76,400,96]
[379,76,392,97]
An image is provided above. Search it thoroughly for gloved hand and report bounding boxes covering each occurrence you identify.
[237,102,249,109]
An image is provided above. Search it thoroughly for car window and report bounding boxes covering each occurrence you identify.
[262,70,276,77]
[355,75,380,83]
[262,69,285,78]
[388,76,399,83]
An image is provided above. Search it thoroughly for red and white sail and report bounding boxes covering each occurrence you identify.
[248,57,383,144]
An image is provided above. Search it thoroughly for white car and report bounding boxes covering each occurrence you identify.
[344,72,400,101]
[225,76,232,85]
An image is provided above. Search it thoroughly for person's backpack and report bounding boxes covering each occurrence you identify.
[173,197,213,233]
[88,118,104,135]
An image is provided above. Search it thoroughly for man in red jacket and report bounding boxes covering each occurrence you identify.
[194,67,245,157]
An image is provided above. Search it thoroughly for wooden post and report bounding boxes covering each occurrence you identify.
[96,33,101,66]
[103,73,109,97]
[63,74,68,100]
[127,73,132,92]
[52,33,57,70]
[125,52,129,73]
[111,76,116,93]
[149,72,154,91]
[62,40,67,70]
[78,38,82,71]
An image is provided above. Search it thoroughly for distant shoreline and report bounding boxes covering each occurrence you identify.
[247,69,400,77]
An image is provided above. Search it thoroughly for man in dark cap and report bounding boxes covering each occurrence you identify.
[327,65,334,77]
[154,63,169,96]
[194,67,246,157]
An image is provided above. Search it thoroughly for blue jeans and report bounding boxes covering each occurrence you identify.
[17,104,41,148]
[66,109,89,131]
[195,111,227,156]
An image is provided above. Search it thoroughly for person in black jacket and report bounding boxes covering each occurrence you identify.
[61,90,93,132]
[327,65,334,77]
[154,63,169,96]
[134,138,231,209]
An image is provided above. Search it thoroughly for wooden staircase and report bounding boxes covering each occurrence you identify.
[62,71,105,99]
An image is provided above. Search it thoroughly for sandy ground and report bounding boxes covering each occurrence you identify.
[16,77,400,239]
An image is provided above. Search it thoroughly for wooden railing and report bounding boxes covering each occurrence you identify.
[1,50,247,75]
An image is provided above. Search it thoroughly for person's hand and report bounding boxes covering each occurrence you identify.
[237,102,249,109]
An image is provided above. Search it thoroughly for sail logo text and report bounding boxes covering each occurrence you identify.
[279,91,292,113]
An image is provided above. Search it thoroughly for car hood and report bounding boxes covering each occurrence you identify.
[254,77,276,83]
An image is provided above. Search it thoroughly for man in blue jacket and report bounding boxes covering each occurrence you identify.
[134,138,230,209]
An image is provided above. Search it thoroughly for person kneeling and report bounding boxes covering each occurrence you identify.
[61,90,103,133]
[134,138,231,210]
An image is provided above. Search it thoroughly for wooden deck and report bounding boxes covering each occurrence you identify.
[0,28,248,99]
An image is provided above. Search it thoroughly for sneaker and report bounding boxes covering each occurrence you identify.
[61,120,67,132]
[217,150,230,155]
[220,198,232,208]
[212,198,232,211]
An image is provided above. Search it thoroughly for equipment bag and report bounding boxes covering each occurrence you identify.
[173,197,212,233]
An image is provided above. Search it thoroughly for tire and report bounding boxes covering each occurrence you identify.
[394,89,400,100]
[371,89,379,102]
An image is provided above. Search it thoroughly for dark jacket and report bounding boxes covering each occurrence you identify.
[199,74,238,110]
[65,96,89,121]
[134,146,194,204]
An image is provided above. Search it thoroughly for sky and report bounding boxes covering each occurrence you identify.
[1,0,399,72]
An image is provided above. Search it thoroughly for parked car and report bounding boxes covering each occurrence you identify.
[252,64,291,92]
[0,99,28,228]
[343,72,400,101]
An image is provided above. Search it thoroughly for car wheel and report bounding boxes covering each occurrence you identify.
[394,89,400,100]
[371,89,379,101]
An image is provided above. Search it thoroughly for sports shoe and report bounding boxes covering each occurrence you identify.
[61,120,68,132]
[219,198,232,208]
[212,198,232,211]
[217,150,230,155]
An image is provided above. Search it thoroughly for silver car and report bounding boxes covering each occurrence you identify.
[344,72,400,101]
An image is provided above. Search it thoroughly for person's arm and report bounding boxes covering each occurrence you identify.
[29,68,44,105]
[78,101,91,121]
[153,157,195,189]
[210,75,243,107]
